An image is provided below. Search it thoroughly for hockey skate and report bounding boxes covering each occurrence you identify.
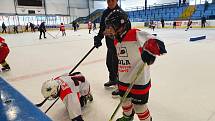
[80,93,93,107]
[116,115,134,121]
[112,89,120,98]
[116,110,135,121]
[1,65,10,72]
[86,93,93,101]
[104,80,116,87]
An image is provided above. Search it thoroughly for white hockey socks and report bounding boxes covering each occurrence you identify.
[121,98,134,117]
[134,104,151,121]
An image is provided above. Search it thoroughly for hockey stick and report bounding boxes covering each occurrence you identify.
[40,28,57,39]
[35,97,49,107]
[69,46,96,75]
[108,63,146,121]
[55,31,60,38]
[45,97,59,113]
[44,46,96,113]
[46,31,57,39]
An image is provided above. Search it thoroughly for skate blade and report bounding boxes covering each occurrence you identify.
[112,95,120,99]
[0,69,11,73]
[104,86,116,90]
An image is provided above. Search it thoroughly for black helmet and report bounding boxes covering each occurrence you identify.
[105,9,130,33]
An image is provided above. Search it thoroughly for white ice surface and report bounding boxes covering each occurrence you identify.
[1,28,215,121]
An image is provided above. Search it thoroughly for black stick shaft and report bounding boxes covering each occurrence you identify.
[41,28,56,39]
[46,31,56,39]
[45,97,59,113]
[35,97,48,107]
[69,46,96,75]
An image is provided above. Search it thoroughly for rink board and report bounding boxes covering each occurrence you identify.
[0,77,52,121]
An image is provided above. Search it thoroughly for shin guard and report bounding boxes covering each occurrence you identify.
[122,98,134,117]
[134,104,151,121]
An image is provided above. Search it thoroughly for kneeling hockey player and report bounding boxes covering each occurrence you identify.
[41,72,93,121]
[104,9,167,121]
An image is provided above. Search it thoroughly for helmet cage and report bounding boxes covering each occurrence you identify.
[41,79,60,100]
[105,9,128,32]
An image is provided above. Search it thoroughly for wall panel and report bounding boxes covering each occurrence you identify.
[45,0,68,15]
[0,0,16,14]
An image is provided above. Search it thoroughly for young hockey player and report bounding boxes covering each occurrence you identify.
[104,9,167,121]
[94,0,131,96]
[173,21,177,29]
[149,20,155,31]
[60,23,66,36]
[29,22,36,32]
[2,22,7,33]
[88,21,92,34]
[0,36,10,71]
[185,19,192,31]
[93,21,97,31]
[41,72,93,121]
[13,25,19,34]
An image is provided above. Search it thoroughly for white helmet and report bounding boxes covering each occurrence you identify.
[41,79,60,100]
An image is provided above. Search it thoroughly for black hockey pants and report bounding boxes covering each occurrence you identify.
[39,30,46,39]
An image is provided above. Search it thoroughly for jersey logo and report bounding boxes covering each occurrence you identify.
[118,47,128,57]
[119,59,130,65]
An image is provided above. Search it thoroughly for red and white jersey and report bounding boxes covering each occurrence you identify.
[114,29,156,96]
[0,36,9,63]
[54,73,90,120]
[60,24,65,31]
[0,36,5,43]
[88,21,92,29]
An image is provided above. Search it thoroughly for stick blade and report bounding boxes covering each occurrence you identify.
[35,97,48,107]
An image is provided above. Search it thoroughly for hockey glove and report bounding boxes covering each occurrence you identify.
[143,38,167,56]
[141,50,156,65]
[94,36,102,48]
[142,38,167,65]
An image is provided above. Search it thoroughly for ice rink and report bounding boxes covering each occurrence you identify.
[1,27,215,121]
